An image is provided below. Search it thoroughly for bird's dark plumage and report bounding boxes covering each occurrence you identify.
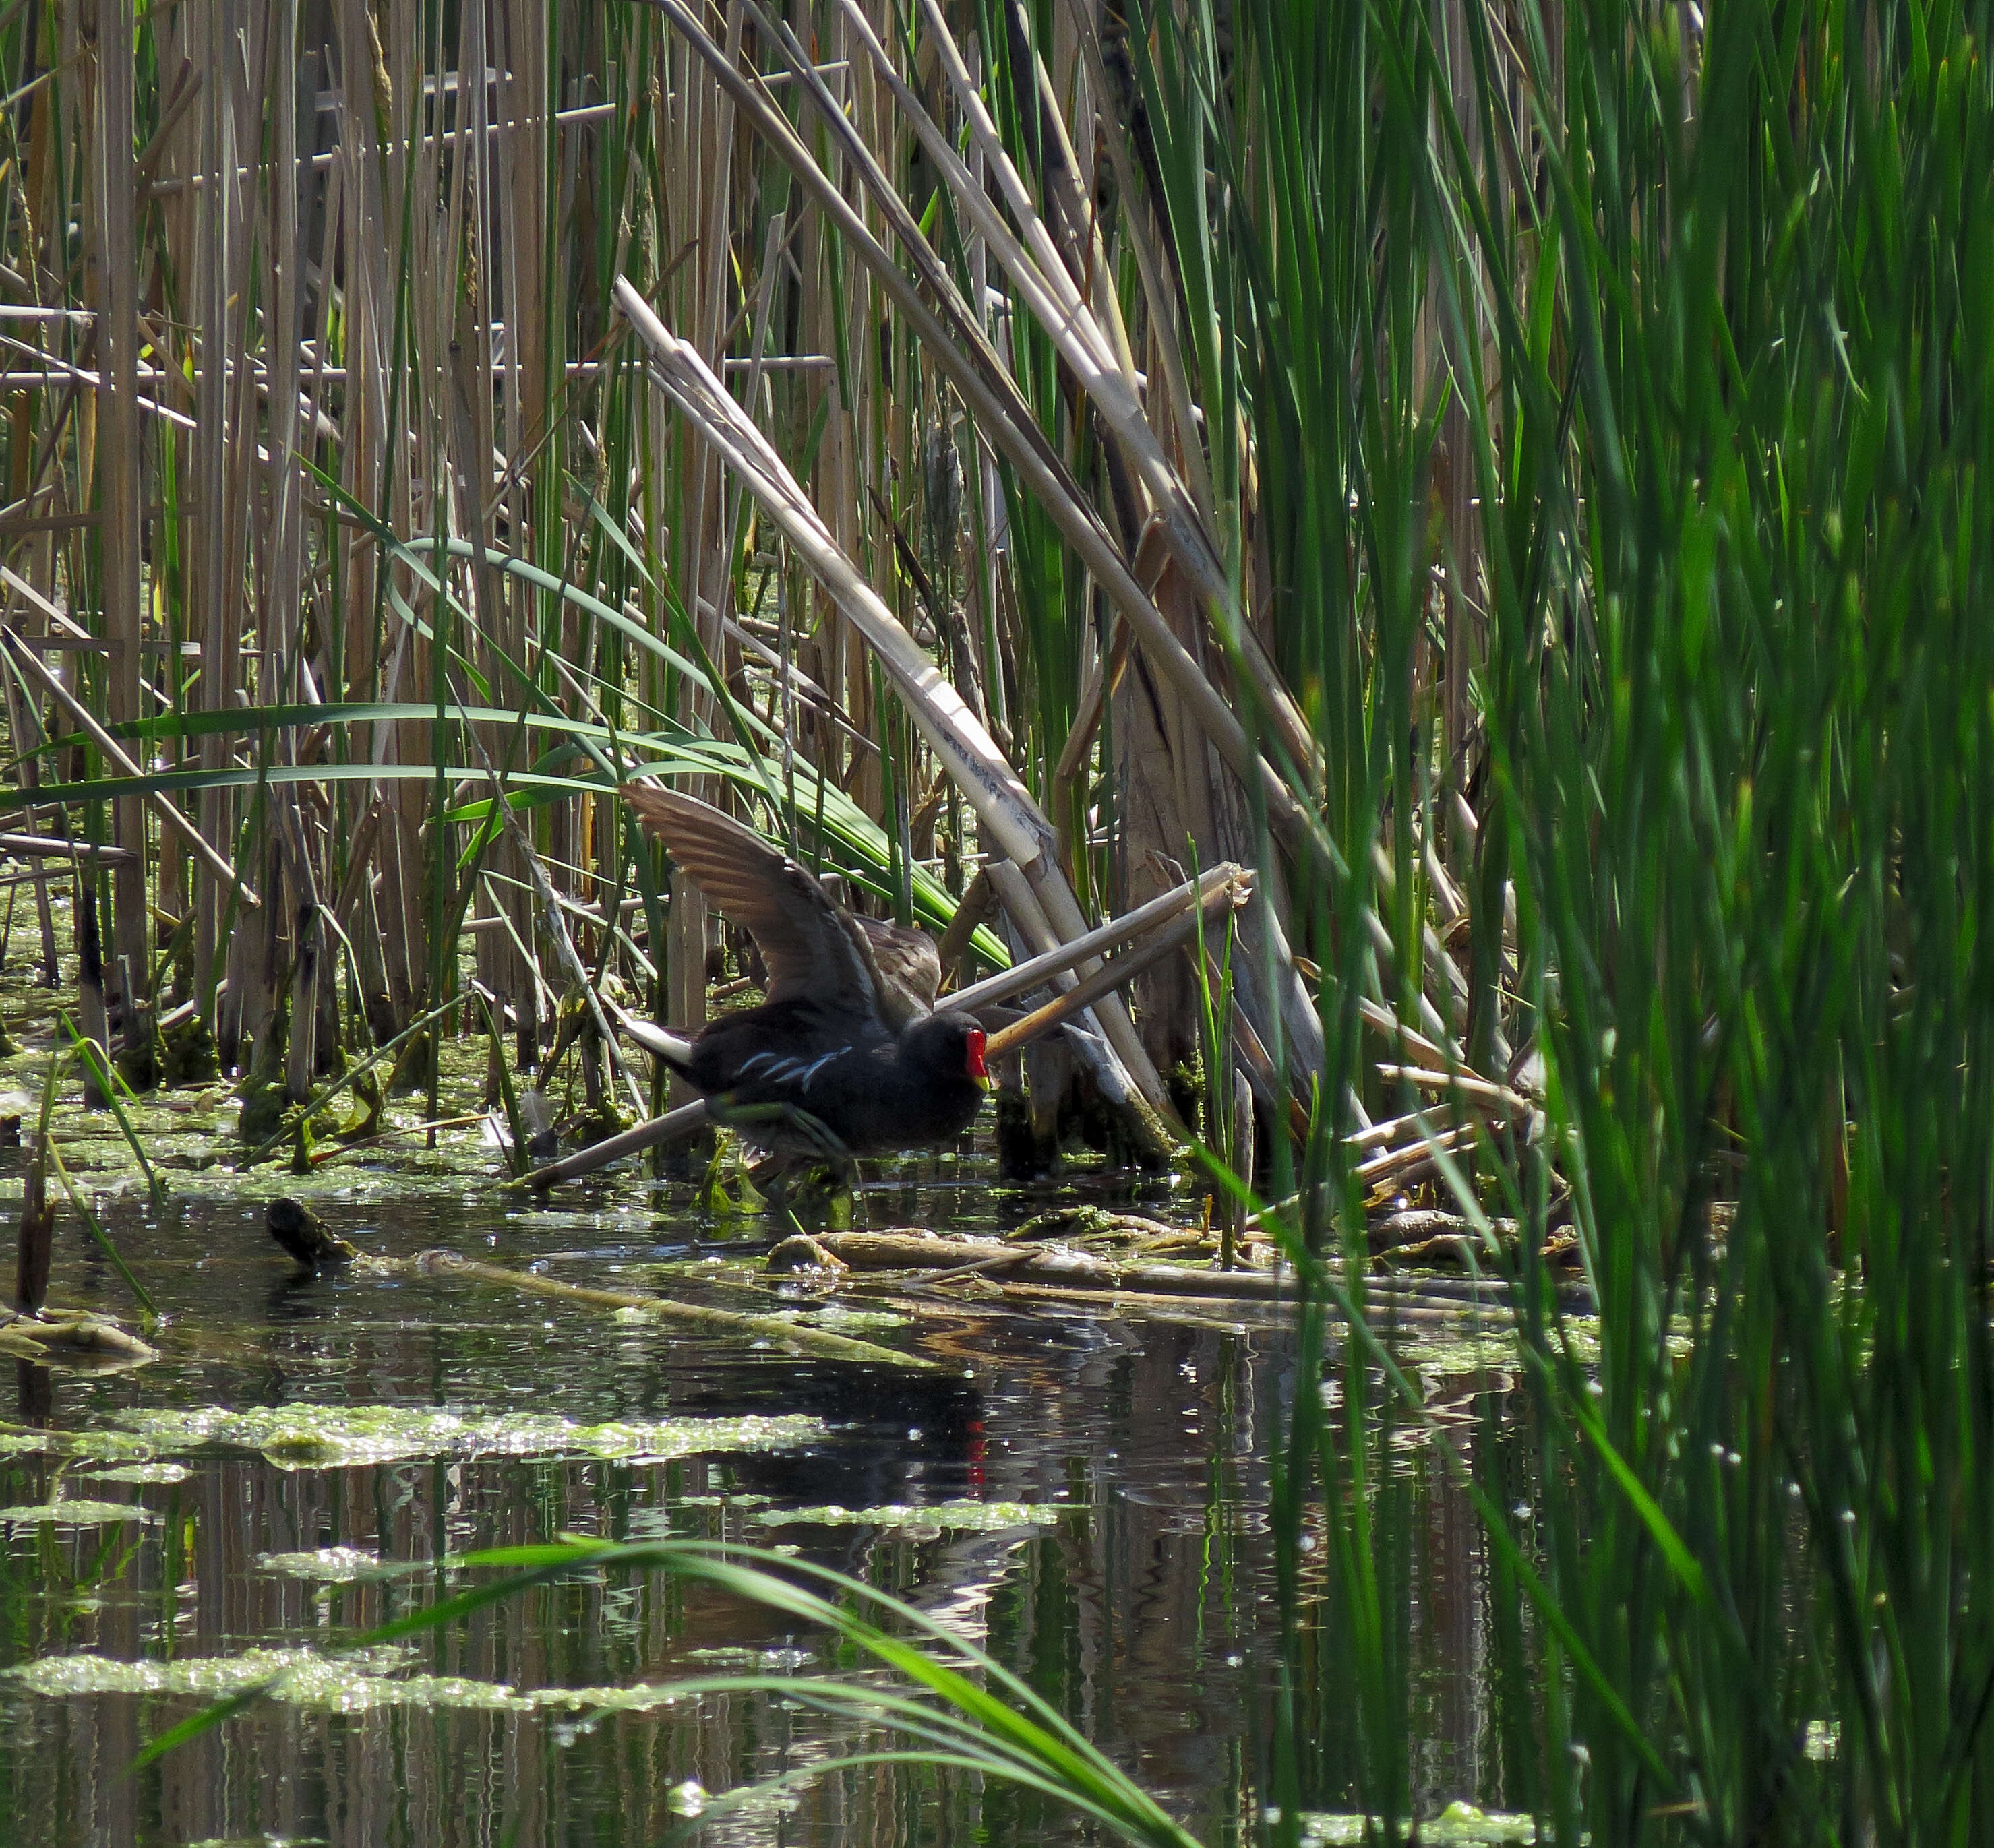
[620,784,988,1158]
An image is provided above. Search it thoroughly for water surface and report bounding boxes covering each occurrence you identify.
[0,1142,1515,1847]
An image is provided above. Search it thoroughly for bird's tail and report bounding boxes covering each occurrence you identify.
[605,996,695,1076]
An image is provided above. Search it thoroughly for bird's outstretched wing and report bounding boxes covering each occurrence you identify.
[853,915,942,1027]
[620,784,884,1020]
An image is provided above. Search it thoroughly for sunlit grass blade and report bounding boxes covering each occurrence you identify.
[140,1539,1202,1847]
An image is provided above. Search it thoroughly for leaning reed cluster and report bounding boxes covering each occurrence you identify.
[11,0,1994,1841]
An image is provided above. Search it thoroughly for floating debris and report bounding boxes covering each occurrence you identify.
[0,1500,158,1528]
[255,1548,384,1583]
[266,1198,359,1266]
[0,1307,158,1366]
[74,1463,193,1485]
[754,1500,1059,1533]
[109,1404,828,1470]
[7,1646,700,1717]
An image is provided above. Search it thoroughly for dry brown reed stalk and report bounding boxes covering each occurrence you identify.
[949,862,1242,1015]
[980,871,1252,1061]
[617,286,1178,1153]
[82,0,150,1070]
[715,0,1346,1115]
[0,0,1500,1197]
[634,0,1310,841]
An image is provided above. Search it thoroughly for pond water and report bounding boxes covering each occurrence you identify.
[0,1135,1520,1848]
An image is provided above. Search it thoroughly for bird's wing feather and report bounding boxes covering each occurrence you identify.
[621,784,882,1016]
[853,916,943,1030]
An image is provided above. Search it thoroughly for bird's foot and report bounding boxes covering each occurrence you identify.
[748,1152,849,1221]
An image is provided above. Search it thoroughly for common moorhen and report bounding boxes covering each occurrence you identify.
[617,784,990,1158]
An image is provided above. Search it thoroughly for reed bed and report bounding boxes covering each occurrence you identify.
[8,0,1993,1841]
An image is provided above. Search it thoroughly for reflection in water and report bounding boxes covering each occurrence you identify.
[0,1174,1513,1845]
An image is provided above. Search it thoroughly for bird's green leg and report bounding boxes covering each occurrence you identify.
[712,1097,858,1219]
[711,1097,852,1161]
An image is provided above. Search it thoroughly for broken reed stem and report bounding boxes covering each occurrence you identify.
[618,283,1179,1134]
[1372,1064,1536,1119]
[982,873,1255,1060]
[952,863,1245,1015]
[0,834,137,865]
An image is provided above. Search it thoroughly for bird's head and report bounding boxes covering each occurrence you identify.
[918,1011,993,1090]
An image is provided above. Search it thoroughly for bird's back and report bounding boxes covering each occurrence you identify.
[686,993,980,1156]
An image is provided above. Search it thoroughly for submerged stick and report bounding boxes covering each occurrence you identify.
[426,1250,932,1368]
[260,1199,928,1368]
[794,1230,1564,1318]
[396,1246,929,1370]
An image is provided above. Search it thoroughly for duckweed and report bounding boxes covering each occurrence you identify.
[253,1548,384,1582]
[754,1500,1059,1533]
[0,1500,158,1527]
[1299,1806,1536,1845]
[7,1647,700,1717]
[109,1404,828,1469]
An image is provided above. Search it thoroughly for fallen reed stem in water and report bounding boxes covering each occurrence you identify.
[367,1244,927,1372]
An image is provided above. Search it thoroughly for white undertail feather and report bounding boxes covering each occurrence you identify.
[605,997,694,1072]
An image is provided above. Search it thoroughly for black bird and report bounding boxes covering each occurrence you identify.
[615,784,989,1159]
